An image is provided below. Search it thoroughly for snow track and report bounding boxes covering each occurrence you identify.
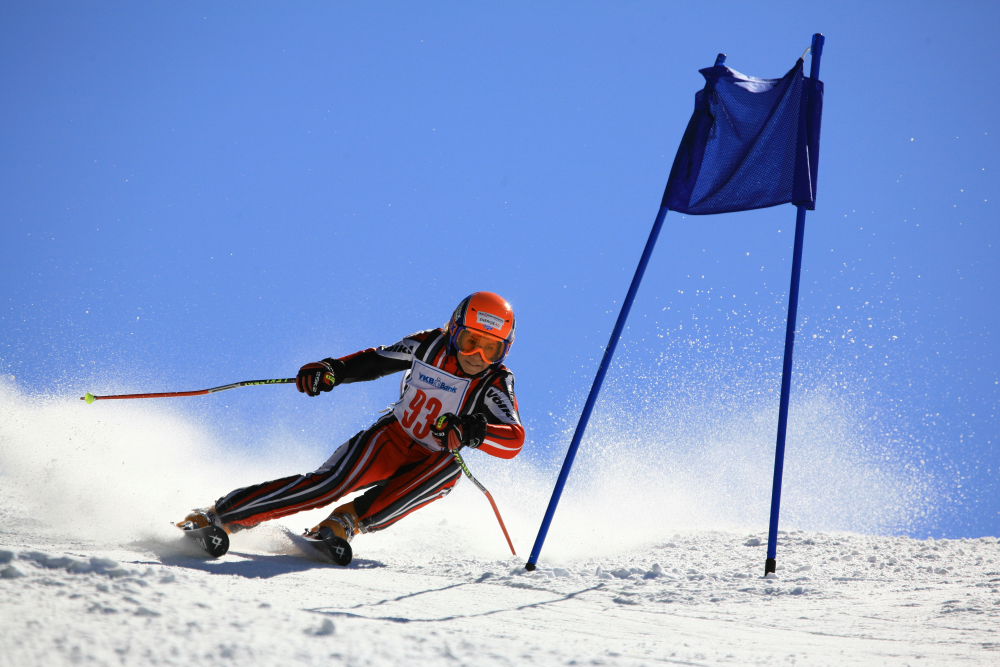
[2,522,998,666]
[1,383,997,664]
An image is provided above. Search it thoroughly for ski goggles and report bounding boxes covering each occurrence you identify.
[453,326,508,364]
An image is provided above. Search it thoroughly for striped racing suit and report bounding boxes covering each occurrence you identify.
[213,328,524,534]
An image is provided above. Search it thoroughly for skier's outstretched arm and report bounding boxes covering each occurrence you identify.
[296,330,437,396]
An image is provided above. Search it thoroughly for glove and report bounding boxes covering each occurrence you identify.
[431,413,487,452]
[296,360,336,396]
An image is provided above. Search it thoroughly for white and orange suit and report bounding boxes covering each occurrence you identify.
[213,328,524,533]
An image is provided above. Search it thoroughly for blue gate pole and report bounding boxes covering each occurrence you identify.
[764,205,807,576]
[525,204,669,571]
[765,33,825,576]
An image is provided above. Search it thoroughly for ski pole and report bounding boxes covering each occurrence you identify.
[449,434,516,556]
[80,378,296,404]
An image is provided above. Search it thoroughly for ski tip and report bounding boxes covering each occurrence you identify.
[181,524,230,558]
[315,527,354,566]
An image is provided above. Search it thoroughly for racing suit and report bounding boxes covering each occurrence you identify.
[213,328,524,533]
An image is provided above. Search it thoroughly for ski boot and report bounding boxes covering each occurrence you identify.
[303,503,358,566]
[308,504,359,542]
[176,507,226,532]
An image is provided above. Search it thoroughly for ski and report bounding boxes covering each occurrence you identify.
[179,523,230,558]
[288,526,353,566]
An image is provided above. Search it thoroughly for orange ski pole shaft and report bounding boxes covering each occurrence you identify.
[451,439,516,556]
[80,378,295,404]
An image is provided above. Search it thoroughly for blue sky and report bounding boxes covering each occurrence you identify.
[2,2,997,539]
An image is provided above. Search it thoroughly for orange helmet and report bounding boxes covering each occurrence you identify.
[448,292,516,365]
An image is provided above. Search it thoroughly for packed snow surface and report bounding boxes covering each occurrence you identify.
[2,382,998,665]
[4,523,999,666]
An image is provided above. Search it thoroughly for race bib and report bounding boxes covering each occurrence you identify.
[392,360,471,450]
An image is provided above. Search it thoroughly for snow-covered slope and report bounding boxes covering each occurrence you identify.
[3,520,998,666]
[2,382,998,665]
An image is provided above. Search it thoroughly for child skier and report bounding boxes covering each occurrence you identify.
[177,291,524,548]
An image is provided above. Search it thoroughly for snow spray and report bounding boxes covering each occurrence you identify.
[0,369,940,563]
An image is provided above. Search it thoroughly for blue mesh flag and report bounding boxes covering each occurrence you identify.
[663,58,823,215]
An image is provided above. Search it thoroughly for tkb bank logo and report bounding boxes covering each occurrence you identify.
[418,373,458,393]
